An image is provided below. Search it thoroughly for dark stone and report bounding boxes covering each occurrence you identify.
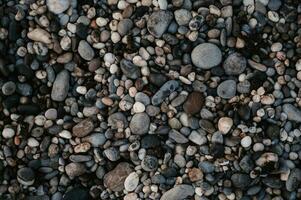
[149,73,168,87]
[210,143,224,158]
[266,123,280,139]
[141,135,161,149]
[16,64,34,79]
[17,104,41,115]
[76,23,89,39]
[63,187,91,200]
[231,173,251,189]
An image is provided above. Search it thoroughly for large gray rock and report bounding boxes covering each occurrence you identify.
[78,40,94,61]
[51,70,69,101]
[283,104,301,122]
[191,43,222,69]
[46,0,70,14]
[130,113,150,135]
[147,11,173,38]
[223,52,247,75]
[160,184,194,200]
[217,80,236,99]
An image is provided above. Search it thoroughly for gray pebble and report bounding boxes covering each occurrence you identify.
[223,52,246,75]
[152,80,179,105]
[141,155,158,171]
[191,43,222,69]
[130,113,150,135]
[117,19,133,36]
[174,9,192,26]
[217,80,236,99]
[188,130,207,145]
[51,70,70,102]
[147,11,173,38]
[120,59,141,79]
[104,147,120,161]
[2,81,16,95]
[283,104,301,122]
[160,184,194,200]
[78,40,94,61]
[17,167,35,186]
[169,129,188,143]
[46,0,70,14]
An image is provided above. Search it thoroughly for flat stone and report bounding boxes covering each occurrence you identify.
[120,59,141,79]
[160,184,194,200]
[217,80,236,99]
[51,70,70,102]
[188,130,207,145]
[169,129,188,143]
[124,172,139,192]
[174,9,192,26]
[17,167,35,186]
[130,113,150,135]
[283,104,301,122]
[117,19,133,36]
[82,133,106,147]
[46,0,70,14]
[104,147,120,161]
[147,11,173,38]
[183,91,204,115]
[78,40,94,61]
[191,43,222,69]
[286,168,301,191]
[65,163,86,177]
[108,112,128,129]
[223,52,246,75]
[27,28,52,44]
[103,162,133,192]
[152,80,179,105]
[72,118,94,137]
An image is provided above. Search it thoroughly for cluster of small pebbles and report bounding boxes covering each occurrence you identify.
[0,0,301,199]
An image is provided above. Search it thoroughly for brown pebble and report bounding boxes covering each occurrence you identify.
[183,91,204,115]
[188,168,203,182]
[72,118,94,138]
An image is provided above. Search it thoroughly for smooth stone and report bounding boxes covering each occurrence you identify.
[141,135,161,148]
[96,166,105,179]
[211,131,223,144]
[218,117,233,134]
[169,129,188,143]
[147,10,173,38]
[72,118,94,137]
[283,104,301,122]
[2,128,15,138]
[241,136,252,148]
[120,59,141,79]
[152,80,179,105]
[223,52,246,75]
[160,184,194,200]
[174,9,192,26]
[268,0,281,10]
[62,187,90,200]
[217,80,236,99]
[51,70,70,102]
[16,83,33,96]
[45,108,57,120]
[135,92,150,105]
[108,112,128,129]
[17,167,35,186]
[78,40,94,61]
[124,172,139,192]
[46,0,70,14]
[141,155,158,171]
[188,130,207,145]
[191,43,222,69]
[117,19,133,36]
[183,91,204,115]
[103,162,133,192]
[69,155,92,162]
[158,0,168,9]
[2,81,16,95]
[65,163,86,177]
[231,173,251,189]
[286,168,301,191]
[82,133,106,147]
[27,28,52,44]
[104,147,120,161]
[130,113,150,135]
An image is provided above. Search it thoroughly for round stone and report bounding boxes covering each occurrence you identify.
[46,0,70,14]
[124,172,139,192]
[217,80,237,99]
[45,108,57,120]
[191,43,222,69]
[218,117,233,134]
[223,52,246,75]
[241,136,252,148]
[17,167,35,186]
[2,128,15,139]
[141,155,158,171]
[78,40,95,61]
[174,9,192,26]
[133,102,145,113]
[2,81,16,95]
[129,113,150,135]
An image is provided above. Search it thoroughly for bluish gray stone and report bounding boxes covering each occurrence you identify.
[51,70,69,101]
[152,80,179,105]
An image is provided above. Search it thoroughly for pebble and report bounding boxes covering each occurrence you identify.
[191,43,222,69]
[124,172,139,192]
[223,52,246,75]
[188,130,207,145]
[130,113,150,135]
[46,0,70,14]
[78,40,95,61]
[17,167,35,186]
[104,147,120,161]
[45,108,57,120]
[169,129,188,143]
[82,133,106,147]
[108,112,128,129]
[183,91,204,115]
[72,118,94,137]
[51,70,70,102]
[2,128,15,138]
[65,163,86,177]
[103,162,133,192]
[147,11,173,38]
[141,155,158,171]
[152,80,179,105]
[231,173,251,189]
[133,102,145,113]
[117,19,133,36]
[283,104,301,122]
[120,59,141,79]
[217,80,236,99]
[160,184,194,200]
[218,117,233,134]
[27,28,52,44]
[2,81,16,95]
[241,136,252,148]
[174,9,192,26]
[62,187,90,200]
[286,168,301,191]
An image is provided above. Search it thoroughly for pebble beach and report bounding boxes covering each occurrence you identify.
[0,0,301,199]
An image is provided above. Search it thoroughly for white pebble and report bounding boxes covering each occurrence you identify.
[241,136,252,148]
[2,128,15,139]
[133,102,145,113]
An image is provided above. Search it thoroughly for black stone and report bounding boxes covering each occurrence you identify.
[76,23,89,39]
[17,104,41,115]
[15,64,34,79]
[141,135,161,149]
[63,187,91,200]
